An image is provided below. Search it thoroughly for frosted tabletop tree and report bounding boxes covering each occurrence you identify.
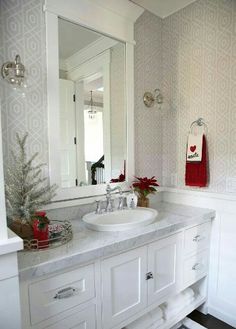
[5,133,57,238]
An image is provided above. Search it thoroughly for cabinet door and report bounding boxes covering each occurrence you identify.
[101,246,147,329]
[148,233,183,305]
[46,305,96,329]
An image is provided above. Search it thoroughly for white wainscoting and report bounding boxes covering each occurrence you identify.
[162,188,236,328]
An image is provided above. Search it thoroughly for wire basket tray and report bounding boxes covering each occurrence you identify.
[23,220,73,251]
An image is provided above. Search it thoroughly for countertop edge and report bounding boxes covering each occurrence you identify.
[18,209,215,281]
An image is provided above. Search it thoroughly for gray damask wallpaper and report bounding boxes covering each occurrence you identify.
[162,0,236,192]
[0,0,48,172]
[1,0,236,195]
[134,11,163,183]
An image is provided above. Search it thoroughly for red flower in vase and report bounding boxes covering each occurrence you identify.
[132,176,159,198]
[33,211,50,248]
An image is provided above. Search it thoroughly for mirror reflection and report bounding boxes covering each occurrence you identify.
[58,18,126,188]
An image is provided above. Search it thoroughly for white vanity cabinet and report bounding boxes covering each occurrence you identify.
[101,233,183,329]
[20,221,212,329]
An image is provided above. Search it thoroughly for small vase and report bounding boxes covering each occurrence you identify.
[33,220,49,249]
[137,196,149,207]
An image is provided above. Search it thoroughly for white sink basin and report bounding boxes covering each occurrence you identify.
[82,207,158,231]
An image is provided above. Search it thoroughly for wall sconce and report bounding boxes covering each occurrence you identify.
[143,88,163,109]
[1,54,26,88]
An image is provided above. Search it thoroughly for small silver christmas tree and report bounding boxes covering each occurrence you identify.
[5,133,57,224]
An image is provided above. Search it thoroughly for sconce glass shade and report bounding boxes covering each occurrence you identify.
[143,88,163,108]
[1,55,26,87]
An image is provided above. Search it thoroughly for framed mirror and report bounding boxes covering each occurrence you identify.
[45,0,136,202]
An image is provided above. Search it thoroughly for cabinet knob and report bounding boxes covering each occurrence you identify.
[192,263,202,271]
[146,272,153,280]
[193,234,205,242]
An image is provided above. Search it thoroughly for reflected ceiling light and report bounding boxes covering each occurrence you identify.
[143,88,163,109]
[88,90,97,119]
[1,54,26,89]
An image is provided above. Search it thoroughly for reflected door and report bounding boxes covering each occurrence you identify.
[59,79,77,187]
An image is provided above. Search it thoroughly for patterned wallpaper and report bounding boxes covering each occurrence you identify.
[0,0,48,173]
[134,11,163,184]
[162,0,236,192]
[1,0,236,197]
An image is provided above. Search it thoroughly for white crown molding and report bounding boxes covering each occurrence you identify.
[60,36,118,72]
[67,50,111,82]
[92,0,144,22]
[44,0,144,44]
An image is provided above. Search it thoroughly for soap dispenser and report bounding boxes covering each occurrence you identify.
[126,189,138,209]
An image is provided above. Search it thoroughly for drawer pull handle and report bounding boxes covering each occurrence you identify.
[146,272,154,280]
[54,287,76,299]
[192,263,203,271]
[193,235,205,242]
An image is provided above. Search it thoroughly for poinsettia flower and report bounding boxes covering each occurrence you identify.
[132,176,159,198]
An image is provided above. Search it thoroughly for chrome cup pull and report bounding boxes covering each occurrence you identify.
[54,287,76,299]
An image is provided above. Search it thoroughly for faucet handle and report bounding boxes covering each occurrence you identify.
[95,200,102,214]
[117,195,124,210]
[105,197,114,212]
[106,184,111,193]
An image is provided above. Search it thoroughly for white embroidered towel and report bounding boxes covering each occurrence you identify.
[186,134,203,162]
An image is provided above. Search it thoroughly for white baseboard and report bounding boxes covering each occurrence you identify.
[208,306,236,328]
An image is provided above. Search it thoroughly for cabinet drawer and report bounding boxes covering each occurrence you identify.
[29,264,95,325]
[183,250,209,287]
[46,304,96,329]
[184,222,211,255]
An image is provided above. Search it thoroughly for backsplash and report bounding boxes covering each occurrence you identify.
[1,0,236,197]
[162,0,236,192]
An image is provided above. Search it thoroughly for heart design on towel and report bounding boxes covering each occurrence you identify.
[190,145,196,152]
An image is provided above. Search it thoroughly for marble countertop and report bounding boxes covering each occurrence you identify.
[18,202,215,281]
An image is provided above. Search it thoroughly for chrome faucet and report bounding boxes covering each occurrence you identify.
[105,184,123,212]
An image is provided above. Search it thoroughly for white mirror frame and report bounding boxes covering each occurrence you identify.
[44,0,143,202]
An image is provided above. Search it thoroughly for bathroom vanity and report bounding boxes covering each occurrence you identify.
[18,202,215,329]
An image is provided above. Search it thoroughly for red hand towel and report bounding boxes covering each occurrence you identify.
[185,134,208,187]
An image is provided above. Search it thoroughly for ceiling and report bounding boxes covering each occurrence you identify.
[130,0,197,18]
[58,18,101,60]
